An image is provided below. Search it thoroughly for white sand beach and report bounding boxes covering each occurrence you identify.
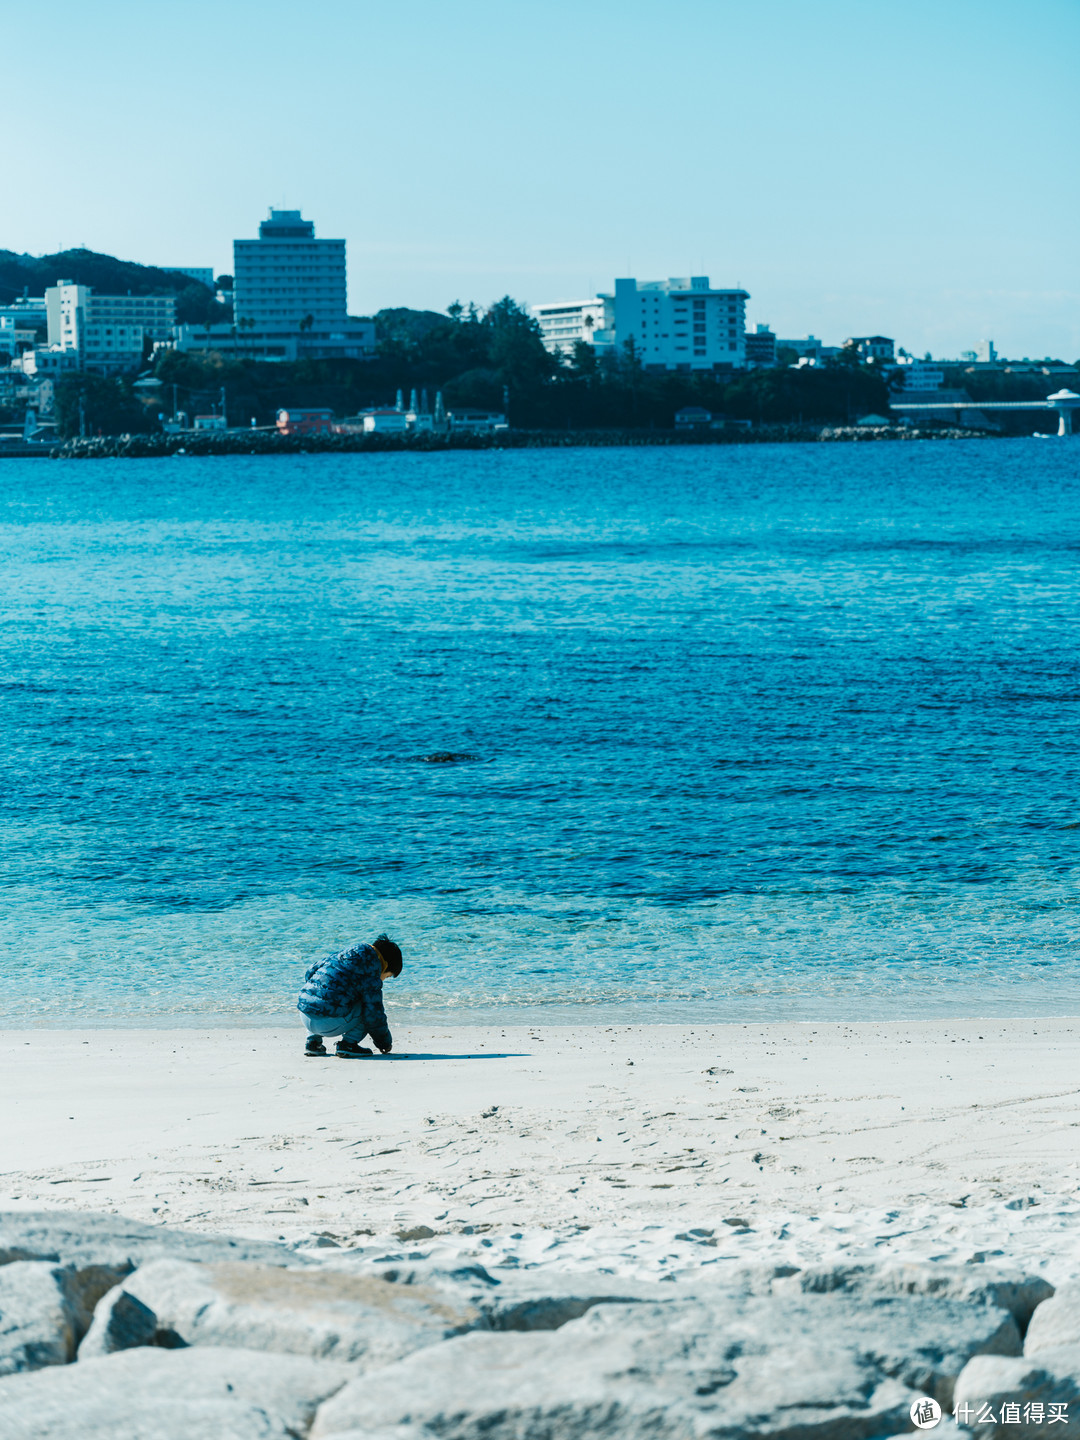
[5,1018,1080,1284]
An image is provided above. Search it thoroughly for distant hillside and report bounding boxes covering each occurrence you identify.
[0,248,225,324]
[375,307,454,347]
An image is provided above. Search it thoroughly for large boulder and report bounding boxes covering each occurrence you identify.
[1024,1283,1080,1353]
[79,1257,479,1366]
[342,1256,675,1332]
[952,1348,1080,1438]
[311,1288,1022,1439]
[783,1262,1054,1333]
[0,1262,120,1375]
[0,1344,352,1440]
[0,1264,78,1375]
[0,1212,290,1274]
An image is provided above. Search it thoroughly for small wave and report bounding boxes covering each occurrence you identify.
[410,751,480,764]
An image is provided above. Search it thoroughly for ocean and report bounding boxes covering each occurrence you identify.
[2,439,1079,1026]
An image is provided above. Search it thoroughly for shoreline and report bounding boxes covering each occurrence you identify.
[16,421,997,460]
[7,1018,1080,1285]
[12,992,1080,1029]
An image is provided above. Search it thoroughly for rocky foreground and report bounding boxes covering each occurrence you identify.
[0,1210,1077,1439]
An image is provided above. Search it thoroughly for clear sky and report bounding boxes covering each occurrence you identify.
[6,0,1078,359]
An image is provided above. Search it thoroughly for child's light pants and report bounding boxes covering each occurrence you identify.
[301,1006,369,1044]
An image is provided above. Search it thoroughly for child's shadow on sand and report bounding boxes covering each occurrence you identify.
[380,1052,530,1061]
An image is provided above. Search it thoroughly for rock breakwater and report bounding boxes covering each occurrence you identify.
[0,1210,1071,1438]
[49,422,992,459]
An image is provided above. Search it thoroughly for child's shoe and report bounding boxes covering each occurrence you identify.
[335,1039,373,1058]
[304,1036,328,1058]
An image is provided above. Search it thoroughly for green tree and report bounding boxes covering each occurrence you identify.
[482,296,556,390]
[55,373,157,438]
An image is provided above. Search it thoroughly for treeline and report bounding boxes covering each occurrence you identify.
[0,247,226,326]
[55,298,894,437]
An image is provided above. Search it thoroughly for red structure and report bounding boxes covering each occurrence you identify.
[276,408,335,436]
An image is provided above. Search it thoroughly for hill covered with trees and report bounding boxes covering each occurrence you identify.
[0,247,226,326]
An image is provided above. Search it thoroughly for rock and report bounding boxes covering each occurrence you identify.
[782,1261,1053,1332]
[351,1257,673,1332]
[0,1344,351,1440]
[0,1260,122,1375]
[0,1211,290,1274]
[953,1348,1080,1437]
[0,1264,77,1375]
[79,1257,479,1366]
[77,1288,162,1359]
[1024,1283,1080,1353]
[311,1287,1022,1439]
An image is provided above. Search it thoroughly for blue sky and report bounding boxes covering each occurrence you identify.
[6,0,1077,359]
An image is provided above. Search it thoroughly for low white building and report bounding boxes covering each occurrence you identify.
[361,409,410,434]
[532,297,615,357]
[448,409,507,433]
[19,347,81,378]
[172,319,375,363]
[895,359,944,391]
[614,277,748,371]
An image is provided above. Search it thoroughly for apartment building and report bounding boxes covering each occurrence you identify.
[222,209,373,360]
[44,282,175,374]
[745,324,777,368]
[532,297,615,357]
[614,277,748,371]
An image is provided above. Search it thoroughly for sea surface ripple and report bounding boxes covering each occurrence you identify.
[2,440,1079,1024]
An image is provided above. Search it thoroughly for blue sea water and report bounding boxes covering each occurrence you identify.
[2,439,1080,1026]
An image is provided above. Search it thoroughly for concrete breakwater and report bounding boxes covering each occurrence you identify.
[46,422,992,460]
[0,1209,1073,1438]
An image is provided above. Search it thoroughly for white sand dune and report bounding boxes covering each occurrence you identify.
[4,1019,1080,1283]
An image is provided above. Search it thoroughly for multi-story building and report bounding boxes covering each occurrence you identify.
[613,277,748,371]
[0,317,37,361]
[0,296,48,333]
[192,209,376,361]
[847,335,895,363]
[173,317,374,363]
[532,297,616,357]
[895,359,944,391]
[745,323,777,368]
[44,282,175,374]
[776,335,834,364]
[234,210,347,329]
[165,267,215,287]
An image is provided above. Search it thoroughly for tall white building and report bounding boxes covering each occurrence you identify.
[614,277,748,371]
[532,297,615,357]
[234,210,347,329]
[227,209,373,360]
[43,282,175,375]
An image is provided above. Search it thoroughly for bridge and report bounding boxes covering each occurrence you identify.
[890,388,1080,435]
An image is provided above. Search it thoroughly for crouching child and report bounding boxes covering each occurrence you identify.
[297,934,402,1058]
